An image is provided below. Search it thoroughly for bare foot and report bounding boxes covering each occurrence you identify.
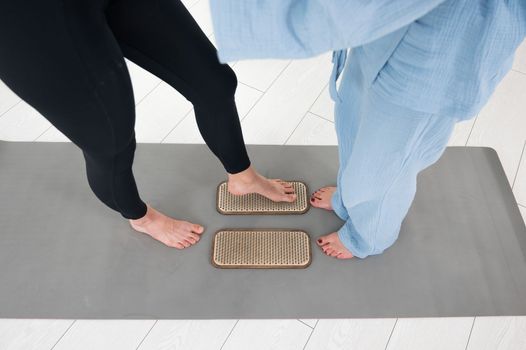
[227,165,297,202]
[316,232,354,259]
[129,205,204,249]
[310,186,336,211]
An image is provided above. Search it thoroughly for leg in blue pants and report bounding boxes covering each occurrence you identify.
[320,60,457,259]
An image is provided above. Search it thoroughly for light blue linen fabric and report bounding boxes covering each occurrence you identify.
[210,0,526,119]
[209,0,526,257]
[329,61,456,257]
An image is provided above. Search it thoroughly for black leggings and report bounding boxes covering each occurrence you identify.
[0,0,251,219]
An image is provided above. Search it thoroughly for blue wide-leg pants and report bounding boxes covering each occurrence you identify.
[331,57,458,258]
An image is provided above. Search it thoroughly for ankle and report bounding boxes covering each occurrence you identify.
[228,165,259,185]
[130,205,155,226]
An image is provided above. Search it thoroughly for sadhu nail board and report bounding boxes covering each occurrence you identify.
[216,181,309,215]
[212,229,311,269]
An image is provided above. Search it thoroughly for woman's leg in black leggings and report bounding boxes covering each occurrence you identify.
[0,0,147,219]
[106,0,251,174]
[105,0,297,204]
[0,0,295,226]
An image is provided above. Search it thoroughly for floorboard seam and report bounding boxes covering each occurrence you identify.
[464,317,477,350]
[238,81,265,94]
[0,100,22,119]
[135,81,162,107]
[284,82,329,145]
[302,319,318,350]
[219,319,239,350]
[284,113,308,145]
[465,115,479,147]
[239,61,293,124]
[159,108,194,143]
[50,319,76,350]
[135,320,158,350]
[512,140,526,189]
[512,68,526,76]
[237,60,292,94]
[308,111,334,124]
[33,126,52,142]
[384,318,398,350]
[239,87,267,122]
[297,319,314,329]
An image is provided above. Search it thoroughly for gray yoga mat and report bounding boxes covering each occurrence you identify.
[0,141,525,319]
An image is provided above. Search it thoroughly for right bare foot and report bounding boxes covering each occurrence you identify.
[227,165,297,203]
[129,205,204,249]
[310,186,336,211]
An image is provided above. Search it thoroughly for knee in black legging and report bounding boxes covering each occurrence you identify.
[193,63,237,105]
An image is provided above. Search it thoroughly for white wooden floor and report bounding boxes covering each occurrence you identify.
[1,1,525,349]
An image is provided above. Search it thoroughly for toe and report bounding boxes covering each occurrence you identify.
[279,193,296,202]
[192,224,204,234]
[318,234,331,244]
[183,222,198,232]
[180,240,191,248]
[310,197,321,206]
[174,242,185,249]
[283,186,295,194]
[184,238,196,246]
[329,250,340,257]
[281,184,295,193]
[185,233,200,244]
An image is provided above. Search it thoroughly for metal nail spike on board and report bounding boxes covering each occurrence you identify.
[216,181,309,215]
[212,230,311,269]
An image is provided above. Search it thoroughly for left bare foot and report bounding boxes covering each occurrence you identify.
[316,232,354,259]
